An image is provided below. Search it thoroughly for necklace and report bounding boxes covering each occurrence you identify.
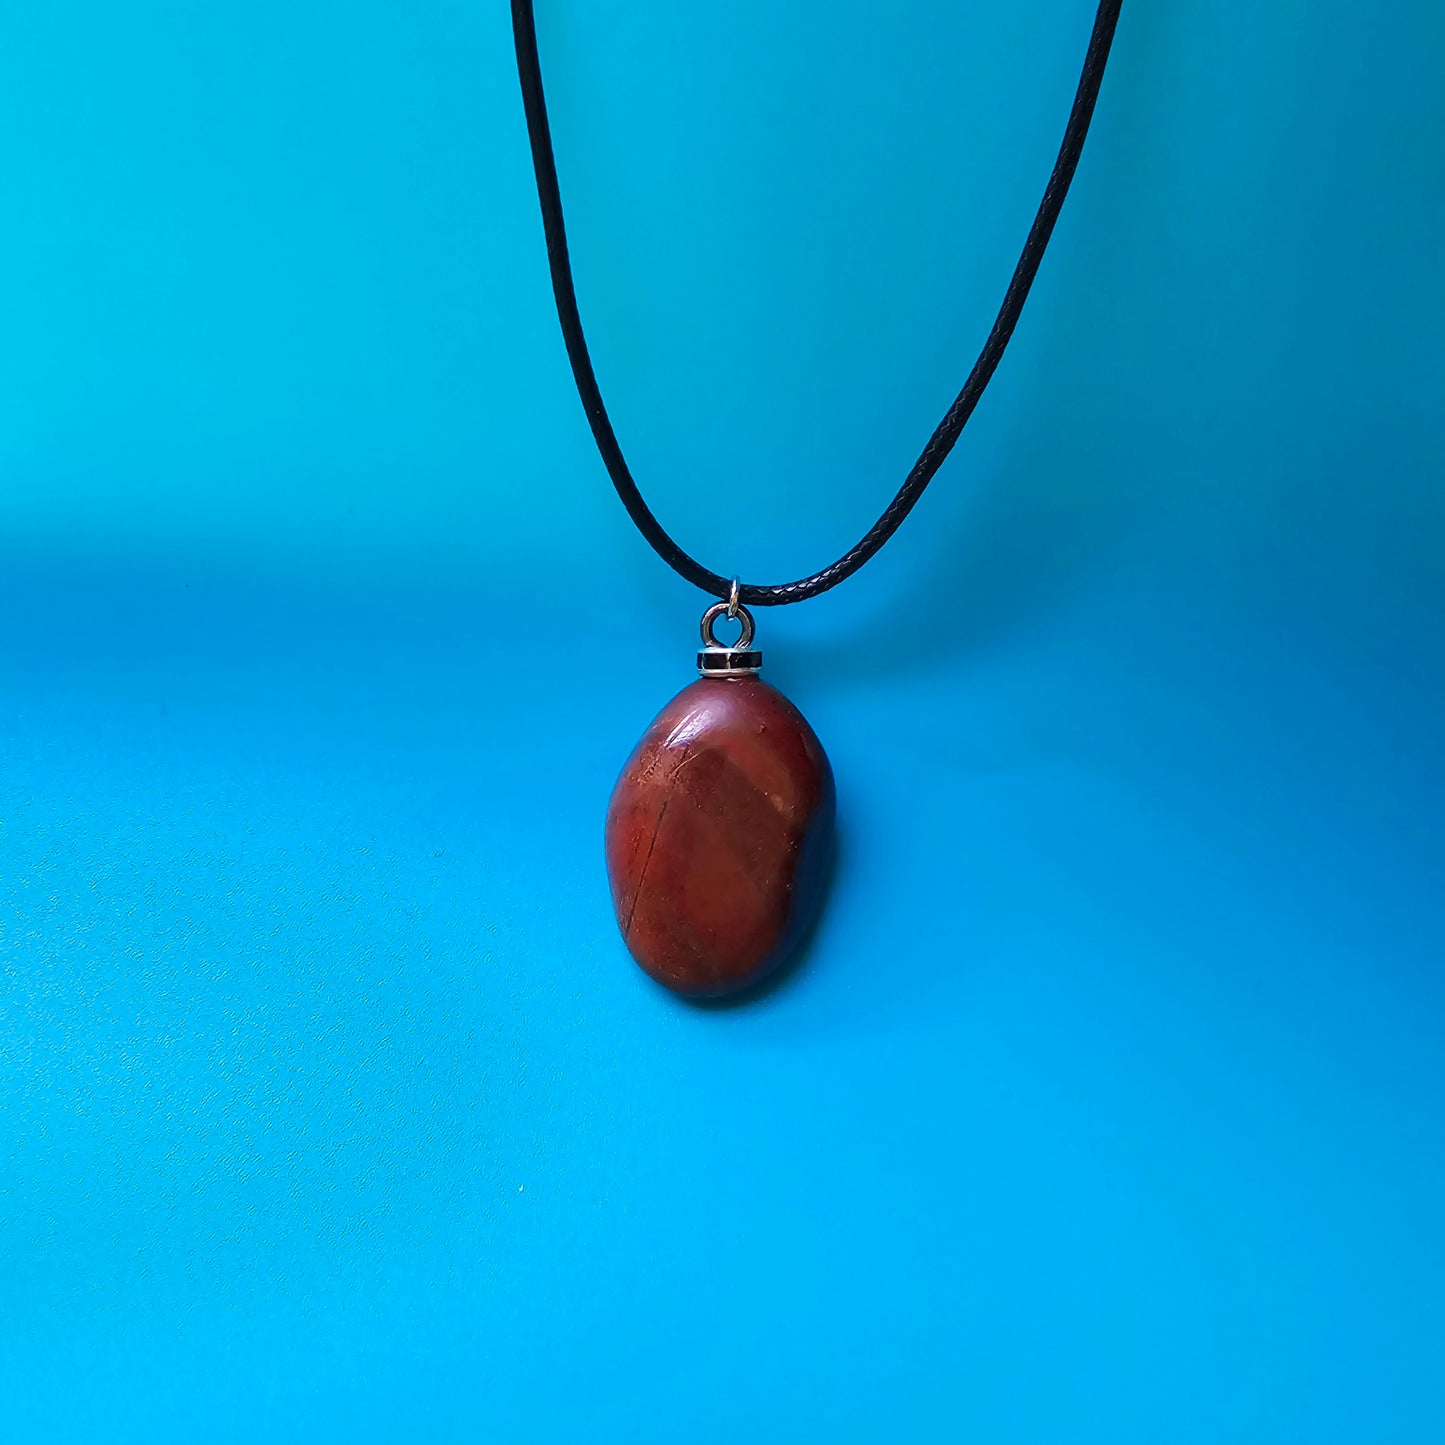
[512,1,1123,999]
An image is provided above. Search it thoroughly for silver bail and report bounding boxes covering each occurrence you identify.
[698,582,762,676]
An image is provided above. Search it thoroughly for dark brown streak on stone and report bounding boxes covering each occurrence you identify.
[622,798,667,942]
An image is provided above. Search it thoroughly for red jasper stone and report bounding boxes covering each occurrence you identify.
[605,676,835,998]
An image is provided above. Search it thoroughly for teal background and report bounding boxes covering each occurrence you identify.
[3,2,1444,1440]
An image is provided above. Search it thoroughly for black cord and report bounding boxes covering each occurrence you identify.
[512,0,1123,607]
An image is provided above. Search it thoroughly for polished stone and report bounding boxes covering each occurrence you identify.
[605,676,835,998]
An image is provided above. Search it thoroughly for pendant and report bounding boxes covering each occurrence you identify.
[605,599,835,999]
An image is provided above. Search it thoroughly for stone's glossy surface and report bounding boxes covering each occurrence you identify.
[605,676,835,999]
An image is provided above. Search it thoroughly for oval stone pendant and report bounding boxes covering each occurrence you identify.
[605,601,835,999]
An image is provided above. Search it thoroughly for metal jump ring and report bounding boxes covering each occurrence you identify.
[726,577,740,620]
[700,599,756,650]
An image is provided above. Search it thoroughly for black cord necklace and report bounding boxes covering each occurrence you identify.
[513,0,1122,608]
[512,1,1124,998]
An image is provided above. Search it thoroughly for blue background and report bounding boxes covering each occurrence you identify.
[2,2,1443,1439]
